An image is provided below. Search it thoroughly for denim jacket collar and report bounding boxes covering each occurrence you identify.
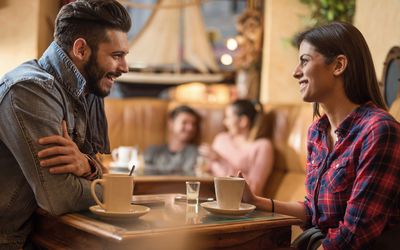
[38,41,86,98]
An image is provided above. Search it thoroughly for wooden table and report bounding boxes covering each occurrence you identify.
[32,194,301,250]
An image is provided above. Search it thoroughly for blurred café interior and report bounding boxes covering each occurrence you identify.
[1,0,400,249]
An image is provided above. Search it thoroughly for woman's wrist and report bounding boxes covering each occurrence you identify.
[252,196,267,210]
[210,150,220,162]
[270,198,275,213]
[251,196,275,213]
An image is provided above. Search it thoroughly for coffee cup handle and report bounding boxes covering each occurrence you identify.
[91,179,105,210]
[111,148,118,162]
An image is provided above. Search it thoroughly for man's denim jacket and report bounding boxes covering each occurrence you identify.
[0,42,103,249]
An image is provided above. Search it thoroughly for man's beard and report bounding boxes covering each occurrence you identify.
[83,52,120,97]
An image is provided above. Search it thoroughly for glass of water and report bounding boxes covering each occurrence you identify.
[186,181,200,204]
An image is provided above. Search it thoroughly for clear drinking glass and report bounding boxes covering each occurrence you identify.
[186,181,200,204]
[185,203,199,224]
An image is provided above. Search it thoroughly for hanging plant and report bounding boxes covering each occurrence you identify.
[300,0,356,27]
[286,0,356,47]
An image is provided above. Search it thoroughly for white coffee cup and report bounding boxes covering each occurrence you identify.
[91,174,134,212]
[112,146,137,165]
[214,177,245,210]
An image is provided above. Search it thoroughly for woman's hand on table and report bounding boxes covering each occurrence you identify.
[238,171,272,211]
[238,171,257,204]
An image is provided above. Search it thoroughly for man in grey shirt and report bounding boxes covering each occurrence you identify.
[0,1,131,248]
[144,106,201,176]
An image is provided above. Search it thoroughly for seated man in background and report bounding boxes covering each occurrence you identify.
[144,105,201,175]
[0,0,131,248]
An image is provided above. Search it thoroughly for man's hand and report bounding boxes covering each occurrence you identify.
[38,121,91,176]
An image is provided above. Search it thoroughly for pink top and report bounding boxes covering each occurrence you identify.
[210,132,273,196]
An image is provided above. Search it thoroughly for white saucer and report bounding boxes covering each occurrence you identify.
[89,204,150,219]
[109,161,130,168]
[200,201,256,216]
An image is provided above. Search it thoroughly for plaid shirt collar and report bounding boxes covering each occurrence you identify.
[315,101,376,139]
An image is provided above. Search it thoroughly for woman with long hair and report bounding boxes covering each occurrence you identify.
[200,99,273,196]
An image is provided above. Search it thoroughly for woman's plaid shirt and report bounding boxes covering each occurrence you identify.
[303,102,400,249]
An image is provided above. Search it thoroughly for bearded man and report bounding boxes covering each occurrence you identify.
[0,1,131,248]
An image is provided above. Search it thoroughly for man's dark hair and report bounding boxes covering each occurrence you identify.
[169,105,201,124]
[295,22,386,117]
[54,0,131,53]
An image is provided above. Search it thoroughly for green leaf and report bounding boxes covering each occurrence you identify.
[321,0,329,8]
[327,9,335,21]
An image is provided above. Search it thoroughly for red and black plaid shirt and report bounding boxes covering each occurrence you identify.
[303,102,400,249]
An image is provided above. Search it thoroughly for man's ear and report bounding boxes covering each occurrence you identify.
[167,118,174,130]
[71,38,91,61]
[333,55,348,76]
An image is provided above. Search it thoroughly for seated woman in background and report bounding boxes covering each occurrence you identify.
[199,99,273,196]
[144,105,201,175]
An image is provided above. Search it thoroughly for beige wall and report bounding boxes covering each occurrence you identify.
[0,0,39,76]
[260,0,309,104]
[0,0,58,76]
[38,0,59,56]
[354,0,400,82]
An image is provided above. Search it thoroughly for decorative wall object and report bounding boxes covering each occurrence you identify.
[381,46,400,107]
[234,1,263,100]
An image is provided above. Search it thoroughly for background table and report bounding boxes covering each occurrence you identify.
[133,176,215,198]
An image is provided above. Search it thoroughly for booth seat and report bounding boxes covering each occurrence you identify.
[103,97,314,202]
[262,103,313,201]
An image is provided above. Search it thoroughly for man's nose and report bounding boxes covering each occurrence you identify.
[118,57,129,73]
[185,124,194,131]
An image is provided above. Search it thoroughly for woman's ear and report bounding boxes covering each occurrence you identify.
[333,55,348,76]
[239,115,250,129]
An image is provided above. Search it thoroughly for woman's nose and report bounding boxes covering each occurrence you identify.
[292,65,302,79]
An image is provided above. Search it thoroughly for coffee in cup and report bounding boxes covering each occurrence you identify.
[214,177,245,209]
[91,174,134,212]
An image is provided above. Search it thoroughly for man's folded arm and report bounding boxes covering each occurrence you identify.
[0,82,101,215]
